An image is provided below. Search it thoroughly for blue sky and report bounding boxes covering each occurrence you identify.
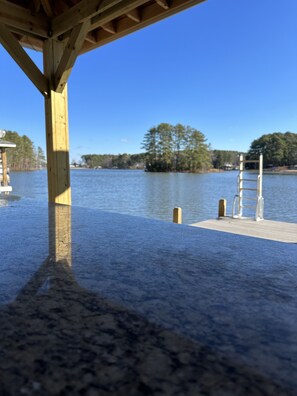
[1,0,297,162]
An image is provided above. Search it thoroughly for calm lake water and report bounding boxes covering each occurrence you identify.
[6,169,297,224]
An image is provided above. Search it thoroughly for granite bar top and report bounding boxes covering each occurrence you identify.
[0,200,296,395]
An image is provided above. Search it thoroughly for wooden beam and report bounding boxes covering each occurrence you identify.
[135,0,206,28]
[90,0,148,31]
[0,0,49,38]
[19,34,44,52]
[126,8,141,23]
[44,39,71,205]
[41,0,54,17]
[55,20,90,93]
[58,0,147,45]
[51,0,122,38]
[155,0,170,10]
[85,31,97,44]
[101,21,116,35]
[81,0,206,54]
[31,0,41,13]
[0,23,48,95]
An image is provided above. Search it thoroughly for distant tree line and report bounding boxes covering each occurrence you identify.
[81,153,146,169]
[7,128,295,173]
[4,131,46,171]
[247,132,297,167]
[142,123,211,172]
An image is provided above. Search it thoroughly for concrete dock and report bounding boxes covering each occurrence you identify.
[191,217,297,243]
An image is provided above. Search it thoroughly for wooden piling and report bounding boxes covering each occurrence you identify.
[173,207,182,224]
[218,199,226,218]
[1,149,8,186]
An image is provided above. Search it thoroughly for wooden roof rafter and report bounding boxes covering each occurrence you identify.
[0,0,206,55]
[51,0,124,38]
[126,8,141,23]
[101,21,116,35]
[31,0,41,14]
[82,0,206,54]
[0,0,206,95]
[40,0,54,17]
[0,0,49,38]
[155,0,169,10]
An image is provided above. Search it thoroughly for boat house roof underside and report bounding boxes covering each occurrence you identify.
[1,0,205,55]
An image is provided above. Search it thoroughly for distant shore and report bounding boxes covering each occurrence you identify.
[262,166,297,175]
[68,166,297,175]
[10,166,297,175]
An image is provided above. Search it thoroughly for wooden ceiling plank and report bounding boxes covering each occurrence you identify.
[0,23,48,95]
[51,0,122,38]
[155,0,169,10]
[126,8,141,23]
[140,0,206,23]
[83,0,206,54]
[31,0,41,13]
[0,0,49,38]
[19,35,44,52]
[41,0,54,17]
[90,0,147,31]
[54,20,91,93]
[58,0,147,43]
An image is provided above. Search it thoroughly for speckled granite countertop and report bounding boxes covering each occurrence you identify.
[0,200,296,395]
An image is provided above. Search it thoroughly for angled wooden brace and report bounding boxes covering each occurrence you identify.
[54,20,91,93]
[0,22,48,96]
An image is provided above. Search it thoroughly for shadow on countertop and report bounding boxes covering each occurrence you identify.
[0,257,293,396]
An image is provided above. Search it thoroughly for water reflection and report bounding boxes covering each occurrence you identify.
[143,172,216,222]
[0,194,21,207]
[13,204,73,303]
[48,204,72,263]
[9,170,297,223]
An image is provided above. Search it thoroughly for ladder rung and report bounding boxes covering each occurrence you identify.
[240,205,256,209]
[239,188,257,191]
[240,178,258,182]
[242,160,260,163]
[242,197,257,201]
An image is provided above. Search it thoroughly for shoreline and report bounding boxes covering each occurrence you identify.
[9,167,297,175]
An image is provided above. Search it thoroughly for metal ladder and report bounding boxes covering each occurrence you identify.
[232,154,264,221]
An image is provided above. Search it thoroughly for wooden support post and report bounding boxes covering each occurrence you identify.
[173,207,182,224]
[1,148,8,186]
[218,199,226,218]
[43,39,71,205]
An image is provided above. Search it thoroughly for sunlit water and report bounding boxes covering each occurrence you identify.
[6,169,297,224]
